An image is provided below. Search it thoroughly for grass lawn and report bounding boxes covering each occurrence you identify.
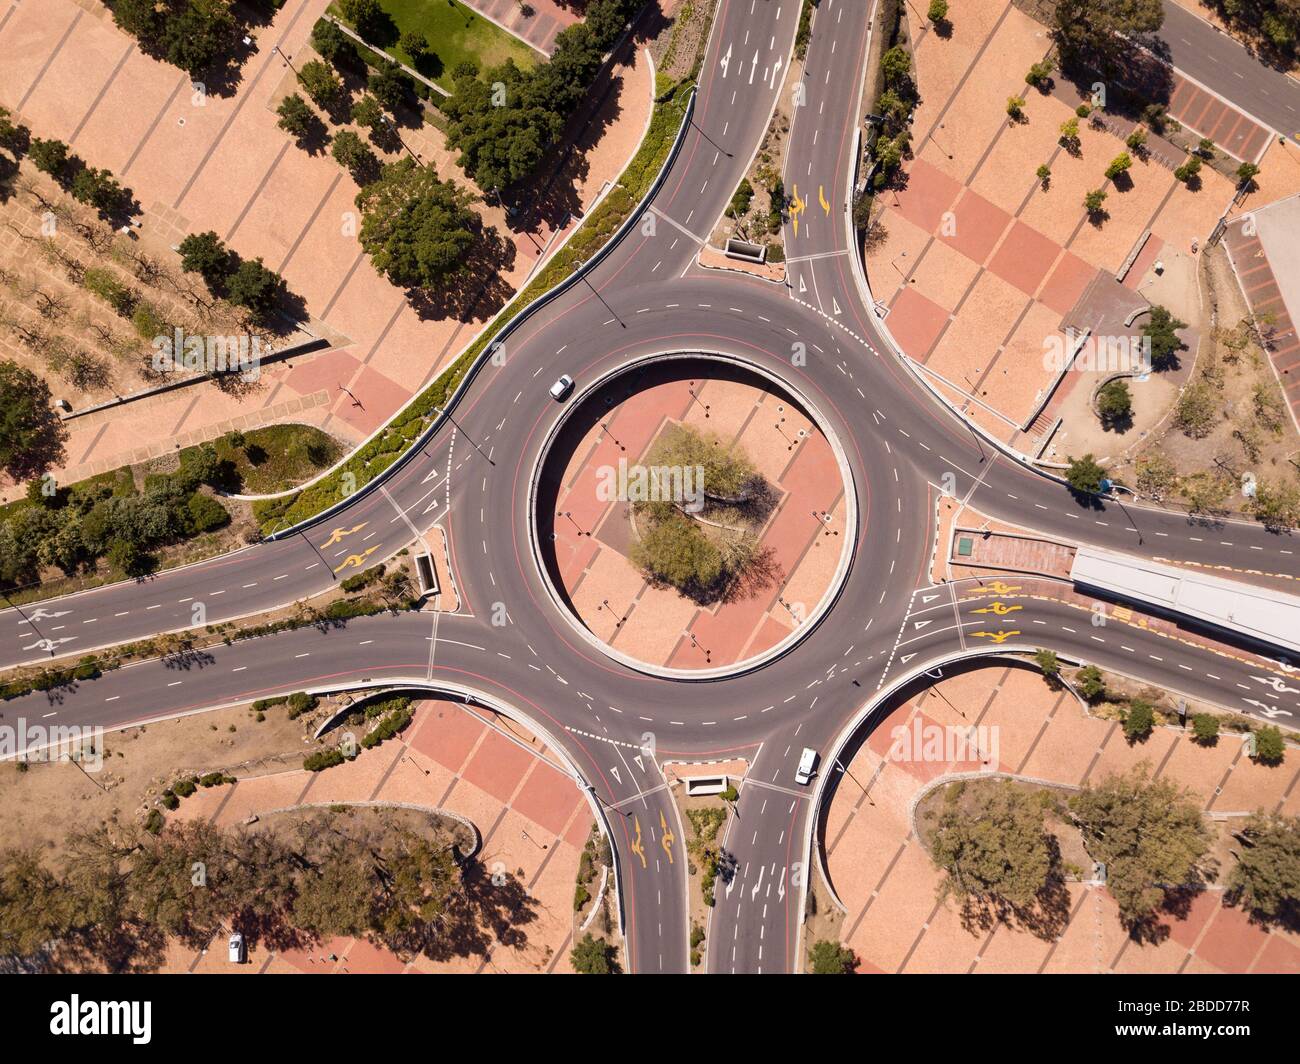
[329,0,539,91]
[195,424,342,496]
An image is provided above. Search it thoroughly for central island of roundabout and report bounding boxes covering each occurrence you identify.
[531,354,857,678]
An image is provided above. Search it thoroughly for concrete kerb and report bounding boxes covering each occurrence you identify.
[264,84,698,543]
[793,642,1064,966]
[840,140,1289,533]
[525,350,860,682]
[292,675,629,941]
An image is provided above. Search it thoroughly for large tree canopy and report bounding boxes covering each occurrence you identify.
[355,159,480,290]
[0,361,66,482]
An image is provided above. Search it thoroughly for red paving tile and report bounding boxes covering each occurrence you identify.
[1194,901,1266,973]
[1254,933,1300,974]
[986,221,1060,297]
[1037,253,1097,317]
[284,347,361,397]
[460,729,536,805]
[1123,234,1164,290]
[512,763,584,836]
[889,286,951,361]
[1162,888,1220,950]
[938,188,1011,265]
[675,431,841,665]
[409,703,489,772]
[890,157,962,234]
[340,937,407,974]
[333,365,413,436]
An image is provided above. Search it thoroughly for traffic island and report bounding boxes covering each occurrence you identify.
[533,355,856,676]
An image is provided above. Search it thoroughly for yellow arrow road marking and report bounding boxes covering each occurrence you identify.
[972,630,1020,643]
[818,184,830,215]
[322,522,368,547]
[659,810,675,864]
[790,184,807,235]
[972,601,1022,615]
[631,816,647,869]
[333,545,379,573]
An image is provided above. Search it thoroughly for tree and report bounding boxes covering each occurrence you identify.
[1237,161,1261,189]
[1123,698,1155,742]
[69,167,130,216]
[1025,58,1054,87]
[1096,378,1131,428]
[177,231,231,289]
[880,45,911,86]
[0,106,29,155]
[570,932,620,973]
[1006,96,1026,121]
[1036,163,1051,189]
[351,94,384,131]
[159,0,236,76]
[1142,305,1187,371]
[29,137,70,179]
[1076,665,1105,701]
[401,30,429,63]
[1104,152,1132,180]
[1226,812,1300,926]
[297,59,342,110]
[1126,126,1148,153]
[1065,453,1106,495]
[808,939,857,974]
[1246,479,1300,533]
[928,0,949,23]
[0,361,65,481]
[276,94,316,139]
[225,258,284,319]
[340,0,391,44]
[355,159,479,290]
[1197,137,1216,158]
[928,782,1057,926]
[1069,766,1210,929]
[1083,187,1108,217]
[1053,0,1164,63]
[630,509,723,593]
[1035,648,1061,680]
[1191,713,1220,746]
[1173,155,1202,185]
[1253,725,1286,766]
[367,63,410,112]
[331,129,377,181]
[311,17,359,69]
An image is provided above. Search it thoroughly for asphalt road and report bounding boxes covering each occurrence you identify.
[1156,0,1300,140]
[2,0,1298,974]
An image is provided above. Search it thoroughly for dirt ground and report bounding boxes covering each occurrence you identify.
[0,696,313,855]
[1114,243,1300,514]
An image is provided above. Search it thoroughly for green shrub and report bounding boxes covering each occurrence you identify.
[304,748,346,772]
[144,809,165,834]
[185,492,229,533]
[1191,714,1220,745]
[1123,699,1155,742]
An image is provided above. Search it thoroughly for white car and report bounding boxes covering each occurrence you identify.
[550,374,574,401]
[228,932,246,964]
[795,747,818,786]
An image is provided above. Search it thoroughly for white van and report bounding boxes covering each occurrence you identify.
[795,747,818,786]
[228,932,246,964]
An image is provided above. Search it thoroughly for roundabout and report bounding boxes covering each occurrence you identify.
[531,353,857,677]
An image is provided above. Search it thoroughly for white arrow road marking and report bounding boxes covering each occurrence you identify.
[1253,674,1300,694]
[749,50,758,84]
[609,766,622,784]
[1243,698,1293,718]
[720,42,732,77]
[769,56,783,88]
